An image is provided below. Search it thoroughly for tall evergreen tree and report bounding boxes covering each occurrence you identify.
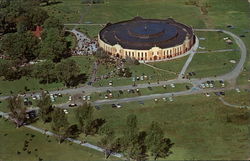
[7,96,27,127]
[37,91,53,123]
[75,103,94,135]
[51,108,69,143]
[146,121,174,160]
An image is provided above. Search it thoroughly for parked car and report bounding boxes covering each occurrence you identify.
[69,103,77,107]
[170,83,175,88]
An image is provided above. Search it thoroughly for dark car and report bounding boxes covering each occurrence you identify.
[69,103,77,107]
[111,104,116,108]
[214,92,221,96]
[220,91,225,96]
[95,106,101,110]
[219,80,224,83]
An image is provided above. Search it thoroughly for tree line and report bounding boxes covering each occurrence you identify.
[6,93,174,160]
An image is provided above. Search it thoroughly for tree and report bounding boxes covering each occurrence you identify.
[33,60,57,84]
[0,32,40,63]
[121,114,147,160]
[98,123,117,159]
[51,108,69,143]
[0,0,47,33]
[55,59,80,86]
[43,16,63,30]
[37,91,53,123]
[0,60,23,80]
[7,96,27,127]
[75,103,94,135]
[39,28,68,61]
[146,121,174,160]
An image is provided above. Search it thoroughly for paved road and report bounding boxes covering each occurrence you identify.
[93,86,236,106]
[0,29,247,105]
[0,111,124,159]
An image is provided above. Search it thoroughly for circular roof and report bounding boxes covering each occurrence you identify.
[99,17,194,50]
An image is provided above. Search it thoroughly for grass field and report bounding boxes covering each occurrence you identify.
[195,31,238,51]
[29,90,250,160]
[0,119,115,161]
[0,77,64,96]
[186,51,240,78]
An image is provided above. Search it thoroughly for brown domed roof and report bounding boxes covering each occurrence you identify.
[99,17,194,50]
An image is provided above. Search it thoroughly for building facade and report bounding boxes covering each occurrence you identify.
[98,17,196,62]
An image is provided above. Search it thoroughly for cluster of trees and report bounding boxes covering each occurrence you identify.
[98,114,174,160]
[7,93,174,160]
[37,94,105,143]
[33,59,86,87]
[0,0,48,34]
[0,0,74,85]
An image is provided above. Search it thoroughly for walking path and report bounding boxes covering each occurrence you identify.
[0,111,124,159]
[219,97,250,109]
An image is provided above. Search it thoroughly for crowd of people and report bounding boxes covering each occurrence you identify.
[72,29,98,55]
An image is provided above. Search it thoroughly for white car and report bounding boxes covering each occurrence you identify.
[82,96,86,100]
[209,84,214,88]
[162,98,167,101]
[235,88,240,93]
[205,93,210,97]
[205,83,209,88]
[69,96,72,101]
[170,84,175,88]
[200,84,205,89]
[116,104,122,108]
[221,83,225,87]
[87,96,91,101]
[168,97,173,102]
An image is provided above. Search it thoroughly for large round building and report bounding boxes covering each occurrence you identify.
[98,17,196,62]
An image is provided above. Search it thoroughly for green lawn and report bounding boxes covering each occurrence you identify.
[31,90,250,160]
[223,89,250,106]
[45,0,206,37]
[196,31,238,51]
[0,77,64,96]
[187,51,240,78]
[148,55,188,73]
[94,92,250,160]
[90,83,191,101]
[0,119,115,161]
